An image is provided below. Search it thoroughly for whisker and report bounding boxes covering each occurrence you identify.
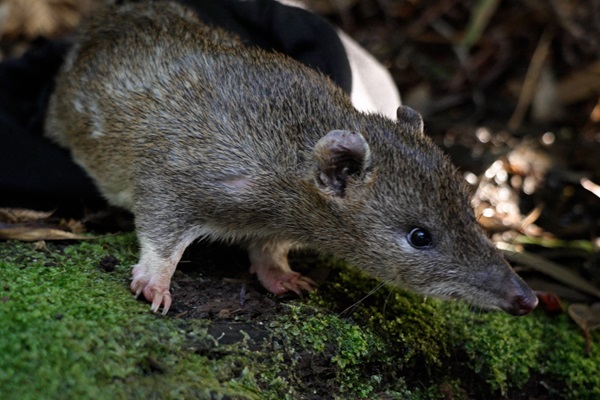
[339,278,390,317]
[382,285,396,323]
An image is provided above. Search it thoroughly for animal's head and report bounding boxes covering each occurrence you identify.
[308,106,537,315]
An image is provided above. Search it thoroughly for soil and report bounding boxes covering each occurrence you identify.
[168,241,325,333]
[163,243,348,398]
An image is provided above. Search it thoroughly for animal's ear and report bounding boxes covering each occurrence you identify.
[396,106,424,134]
[313,130,372,197]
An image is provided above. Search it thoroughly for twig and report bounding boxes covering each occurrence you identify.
[508,28,555,131]
[581,177,600,199]
[461,0,502,51]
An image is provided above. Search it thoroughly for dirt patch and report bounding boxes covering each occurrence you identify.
[169,243,264,320]
[167,242,326,321]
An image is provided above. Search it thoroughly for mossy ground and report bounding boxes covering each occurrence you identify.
[1,233,598,399]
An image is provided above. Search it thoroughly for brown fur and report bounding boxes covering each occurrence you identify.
[45,1,537,315]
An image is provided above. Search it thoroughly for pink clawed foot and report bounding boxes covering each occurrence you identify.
[248,241,317,296]
[280,274,317,295]
[131,264,173,315]
[252,265,317,296]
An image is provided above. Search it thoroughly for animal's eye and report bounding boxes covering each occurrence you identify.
[407,227,433,249]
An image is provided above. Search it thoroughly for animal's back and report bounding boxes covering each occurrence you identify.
[45,1,354,209]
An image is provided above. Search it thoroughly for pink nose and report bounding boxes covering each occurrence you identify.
[510,292,539,315]
[502,276,539,316]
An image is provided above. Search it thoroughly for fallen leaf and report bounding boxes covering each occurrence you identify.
[33,240,50,252]
[535,291,563,313]
[0,224,93,241]
[61,218,87,234]
[0,208,54,223]
[569,303,600,330]
[568,303,600,354]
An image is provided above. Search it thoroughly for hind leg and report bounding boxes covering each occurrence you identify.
[248,240,316,295]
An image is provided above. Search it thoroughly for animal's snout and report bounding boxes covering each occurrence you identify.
[502,275,539,316]
[508,291,538,316]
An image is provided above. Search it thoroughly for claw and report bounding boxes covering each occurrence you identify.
[281,281,302,296]
[130,263,173,314]
[296,276,317,292]
[269,274,317,296]
[150,297,161,313]
[149,290,172,315]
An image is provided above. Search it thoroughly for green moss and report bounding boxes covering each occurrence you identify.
[271,304,389,397]
[0,235,262,400]
[261,263,451,399]
[2,236,599,399]
[297,255,600,399]
[443,304,543,393]
[543,327,600,399]
[444,303,600,399]
[450,307,597,398]
[306,257,451,367]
